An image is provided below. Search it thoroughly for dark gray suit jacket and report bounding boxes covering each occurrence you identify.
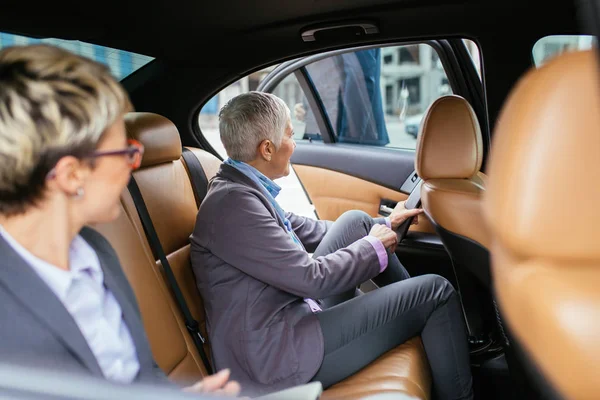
[0,227,171,386]
[190,164,381,395]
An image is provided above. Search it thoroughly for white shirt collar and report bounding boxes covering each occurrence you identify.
[0,225,104,301]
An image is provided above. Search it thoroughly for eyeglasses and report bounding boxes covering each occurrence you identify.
[88,139,145,170]
[46,139,145,181]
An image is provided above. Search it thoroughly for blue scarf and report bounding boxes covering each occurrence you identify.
[224,158,304,250]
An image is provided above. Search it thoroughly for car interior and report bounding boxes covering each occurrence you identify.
[0,0,598,399]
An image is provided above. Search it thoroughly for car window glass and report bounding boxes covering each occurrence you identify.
[0,32,154,80]
[271,74,310,141]
[532,35,596,67]
[300,44,453,150]
[198,67,318,219]
[198,66,276,158]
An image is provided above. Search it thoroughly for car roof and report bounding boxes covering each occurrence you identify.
[0,0,584,151]
[0,0,581,66]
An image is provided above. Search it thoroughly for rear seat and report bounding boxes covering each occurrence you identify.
[96,112,432,399]
[94,188,208,383]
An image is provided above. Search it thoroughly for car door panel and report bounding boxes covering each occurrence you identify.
[293,163,405,217]
[293,164,436,234]
[291,142,416,190]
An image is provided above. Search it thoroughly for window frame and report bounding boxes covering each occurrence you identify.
[192,38,486,156]
[258,40,465,147]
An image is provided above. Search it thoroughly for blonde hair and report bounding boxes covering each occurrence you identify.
[0,44,132,215]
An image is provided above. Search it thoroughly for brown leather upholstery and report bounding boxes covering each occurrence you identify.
[421,178,489,248]
[125,112,182,168]
[126,115,214,365]
[416,95,483,181]
[98,112,431,398]
[293,165,435,234]
[483,50,600,400]
[321,337,431,400]
[182,147,222,207]
[93,112,215,384]
[416,95,489,248]
[93,192,208,384]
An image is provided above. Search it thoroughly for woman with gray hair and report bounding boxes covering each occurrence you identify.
[191,91,474,399]
[0,44,239,396]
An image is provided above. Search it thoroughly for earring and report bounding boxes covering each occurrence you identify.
[74,187,84,198]
[267,157,272,162]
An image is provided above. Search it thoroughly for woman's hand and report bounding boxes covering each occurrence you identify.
[369,224,399,252]
[389,201,424,231]
[183,369,241,397]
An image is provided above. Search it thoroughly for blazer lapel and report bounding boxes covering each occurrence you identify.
[0,236,103,376]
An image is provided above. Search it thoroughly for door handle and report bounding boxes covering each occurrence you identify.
[379,204,394,215]
[379,198,397,217]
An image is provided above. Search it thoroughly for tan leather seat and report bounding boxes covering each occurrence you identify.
[93,114,221,383]
[415,95,494,342]
[415,95,489,279]
[483,50,600,400]
[124,112,221,367]
[93,192,209,383]
[99,112,431,399]
[320,337,430,400]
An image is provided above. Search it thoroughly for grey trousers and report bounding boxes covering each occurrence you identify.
[310,211,474,400]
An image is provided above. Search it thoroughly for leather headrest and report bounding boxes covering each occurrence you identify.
[415,95,483,180]
[484,50,600,260]
[125,112,182,168]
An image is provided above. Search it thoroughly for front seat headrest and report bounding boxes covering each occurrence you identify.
[483,50,600,400]
[125,112,182,169]
[485,50,600,259]
[415,95,483,180]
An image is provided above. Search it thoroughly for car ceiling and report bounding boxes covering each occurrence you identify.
[0,0,581,66]
[0,0,584,153]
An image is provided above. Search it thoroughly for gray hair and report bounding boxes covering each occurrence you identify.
[0,44,132,216]
[219,91,290,162]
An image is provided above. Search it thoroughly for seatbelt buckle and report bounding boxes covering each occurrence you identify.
[186,321,206,344]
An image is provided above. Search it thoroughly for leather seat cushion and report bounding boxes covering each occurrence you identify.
[422,178,489,248]
[321,337,431,400]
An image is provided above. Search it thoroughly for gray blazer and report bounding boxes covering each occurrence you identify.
[0,227,171,386]
[190,164,381,395]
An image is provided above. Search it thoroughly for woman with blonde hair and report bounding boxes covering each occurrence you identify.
[0,44,238,396]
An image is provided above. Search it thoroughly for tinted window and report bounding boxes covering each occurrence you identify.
[296,44,453,149]
[533,35,596,67]
[0,32,154,80]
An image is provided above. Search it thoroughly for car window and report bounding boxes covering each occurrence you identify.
[532,35,596,67]
[292,44,454,150]
[271,74,311,141]
[0,32,154,80]
[198,65,277,158]
[198,67,318,219]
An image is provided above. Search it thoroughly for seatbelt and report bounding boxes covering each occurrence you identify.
[181,148,209,206]
[127,177,213,374]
